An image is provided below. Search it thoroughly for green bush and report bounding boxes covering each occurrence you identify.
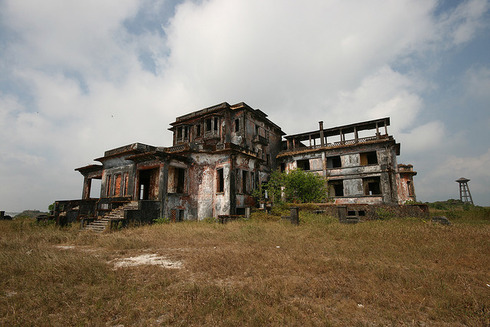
[283,169,327,203]
[255,169,327,205]
[153,217,170,224]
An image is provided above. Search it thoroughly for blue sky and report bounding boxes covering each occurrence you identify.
[0,0,489,211]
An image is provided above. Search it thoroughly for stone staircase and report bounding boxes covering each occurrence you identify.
[83,201,138,233]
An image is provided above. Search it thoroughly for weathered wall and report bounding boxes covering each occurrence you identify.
[280,140,400,204]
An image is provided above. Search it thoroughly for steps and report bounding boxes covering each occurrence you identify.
[83,201,138,233]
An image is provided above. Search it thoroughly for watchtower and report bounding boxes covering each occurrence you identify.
[456,177,473,205]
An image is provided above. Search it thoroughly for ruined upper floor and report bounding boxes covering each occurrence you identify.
[279,117,398,156]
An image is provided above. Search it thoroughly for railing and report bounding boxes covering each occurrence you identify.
[252,135,268,145]
[165,144,189,153]
[282,135,390,154]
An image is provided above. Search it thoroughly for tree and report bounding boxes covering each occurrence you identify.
[255,168,327,204]
[283,168,327,203]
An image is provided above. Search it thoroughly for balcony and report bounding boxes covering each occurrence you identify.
[252,134,268,145]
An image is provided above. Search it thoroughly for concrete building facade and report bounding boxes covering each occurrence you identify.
[54,102,417,227]
[278,118,417,205]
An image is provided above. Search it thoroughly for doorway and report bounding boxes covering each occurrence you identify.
[138,168,159,200]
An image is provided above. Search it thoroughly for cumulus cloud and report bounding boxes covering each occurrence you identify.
[0,0,489,210]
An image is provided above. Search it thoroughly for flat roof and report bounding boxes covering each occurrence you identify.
[285,117,390,141]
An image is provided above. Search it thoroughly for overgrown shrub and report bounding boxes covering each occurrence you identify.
[153,217,170,224]
[254,169,327,205]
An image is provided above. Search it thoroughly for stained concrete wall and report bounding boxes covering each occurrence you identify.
[280,139,400,205]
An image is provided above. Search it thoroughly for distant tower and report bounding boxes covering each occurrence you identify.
[456,177,473,205]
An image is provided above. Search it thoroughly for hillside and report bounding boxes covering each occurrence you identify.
[0,209,488,326]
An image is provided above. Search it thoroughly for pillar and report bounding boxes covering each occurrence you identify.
[82,177,91,200]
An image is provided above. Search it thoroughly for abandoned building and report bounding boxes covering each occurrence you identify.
[278,118,417,205]
[54,102,419,228]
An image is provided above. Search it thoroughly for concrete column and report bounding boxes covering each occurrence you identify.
[319,121,325,147]
[158,163,169,219]
[82,177,91,200]
[322,151,327,178]
[229,155,236,215]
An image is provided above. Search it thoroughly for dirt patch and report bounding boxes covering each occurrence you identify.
[112,254,183,269]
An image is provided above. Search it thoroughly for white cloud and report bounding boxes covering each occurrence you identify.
[0,0,489,210]
[438,0,489,46]
[464,65,490,100]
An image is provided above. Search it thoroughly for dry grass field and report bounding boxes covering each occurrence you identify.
[0,209,489,326]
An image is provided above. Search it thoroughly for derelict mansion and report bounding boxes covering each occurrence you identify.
[62,102,417,221]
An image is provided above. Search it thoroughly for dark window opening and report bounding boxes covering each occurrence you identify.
[363,177,381,195]
[236,207,246,215]
[106,175,112,197]
[297,159,310,170]
[177,168,185,193]
[184,126,188,139]
[235,119,240,132]
[327,156,342,168]
[242,170,248,194]
[138,168,159,200]
[255,124,259,135]
[330,180,344,196]
[168,167,186,194]
[217,168,224,193]
[177,127,182,139]
[280,163,286,172]
[196,124,201,136]
[347,211,356,216]
[214,117,219,131]
[407,181,414,196]
[206,118,212,131]
[170,209,185,222]
[358,210,366,216]
[360,151,378,165]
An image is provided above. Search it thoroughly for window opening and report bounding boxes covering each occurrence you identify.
[327,156,342,168]
[124,173,129,196]
[206,118,212,131]
[236,207,246,215]
[168,167,186,194]
[196,124,201,137]
[242,170,248,194]
[106,175,112,197]
[214,117,219,131]
[114,174,122,197]
[297,159,310,170]
[360,151,378,165]
[217,168,224,193]
[90,178,102,198]
[235,119,240,132]
[407,181,414,196]
[330,180,344,196]
[363,177,381,195]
